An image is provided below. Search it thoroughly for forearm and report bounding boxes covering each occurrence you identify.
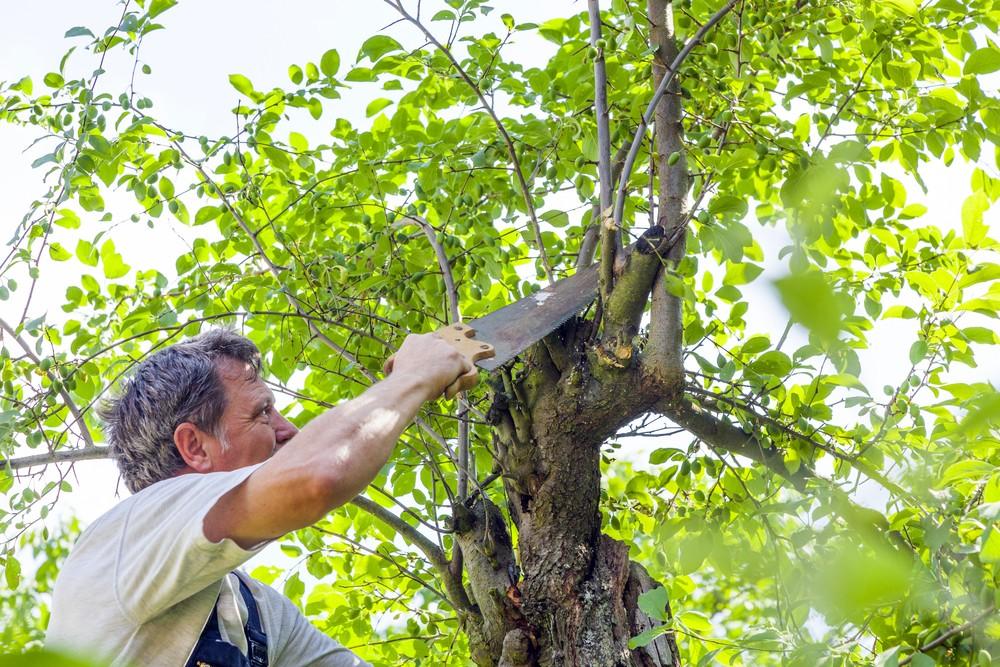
[206,372,435,546]
[295,372,434,505]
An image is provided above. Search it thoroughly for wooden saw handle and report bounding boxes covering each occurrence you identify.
[433,323,496,397]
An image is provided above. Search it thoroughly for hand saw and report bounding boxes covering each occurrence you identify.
[433,263,599,374]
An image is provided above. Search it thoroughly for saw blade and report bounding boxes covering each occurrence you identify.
[466,264,599,372]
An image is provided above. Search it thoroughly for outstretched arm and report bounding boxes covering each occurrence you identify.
[204,333,476,548]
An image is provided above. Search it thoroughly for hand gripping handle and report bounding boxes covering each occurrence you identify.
[433,323,496,398]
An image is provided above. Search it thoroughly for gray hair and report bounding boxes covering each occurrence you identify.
[99,329,262,493]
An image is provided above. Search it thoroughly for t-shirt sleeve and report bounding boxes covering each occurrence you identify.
[114,465,267,623]
[263,585,372,667]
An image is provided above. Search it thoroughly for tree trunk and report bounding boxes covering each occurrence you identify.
[457,328,682,666]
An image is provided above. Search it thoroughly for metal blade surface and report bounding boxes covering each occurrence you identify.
[467,264,599,371]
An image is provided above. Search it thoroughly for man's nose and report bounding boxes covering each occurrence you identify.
[273,411,299,444]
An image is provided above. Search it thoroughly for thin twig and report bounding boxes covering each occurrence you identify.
[897,606,996,666]
[394,215,460,323]
[384,0,555,283]
[350,495,474,612]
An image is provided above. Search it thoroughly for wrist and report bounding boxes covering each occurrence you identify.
[382,368,440,403]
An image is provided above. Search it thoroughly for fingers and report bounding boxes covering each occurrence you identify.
[443,367,479,399]
[384,333,479,397]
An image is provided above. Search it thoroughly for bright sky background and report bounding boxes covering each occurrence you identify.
[0,0,996,562]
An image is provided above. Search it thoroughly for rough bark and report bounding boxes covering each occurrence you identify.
[645,0,687,383]
[457,316,682,666]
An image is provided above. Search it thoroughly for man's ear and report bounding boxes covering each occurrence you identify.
[174,422,215,472]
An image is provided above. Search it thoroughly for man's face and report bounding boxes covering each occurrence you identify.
[210,356,299,470]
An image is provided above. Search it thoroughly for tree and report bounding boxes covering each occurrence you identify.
[1,0,999,664]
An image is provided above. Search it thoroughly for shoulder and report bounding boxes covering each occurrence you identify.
[64,466,266,581]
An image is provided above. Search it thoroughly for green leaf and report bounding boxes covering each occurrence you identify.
[75,240,98,266]
[980,528,1000,565]
[908,340,928,364]
[965,46,1000,75]
[938,460,996,487]
[627,624,668,650]
[875,647,901,667]
[320,49,341,77]
[359,35,404,62]
[4,555,21,589]
[723,262,763,285]
[825,373,869,393]
[636,586,670,622]
[53,209,80,229]
[148,0,178,19]
[64,26,94,39]
[774,271,844,344]
[194,206,221,225]
[962,192,990,245]
[48,243,72,262]
[884,305,918,319]
[43,72,64,88]
[158,175,175,200]
[828,140,871,164]
[751,350,792,377]
[307,98,322,120]
[959,392,1000,437]
[366,98,393,117]
[283,572,305,602]
[649,448,682,465]
[99,239,130,279]
[676,610,712,635]
[881,0,918,15]
[228,73,255,97]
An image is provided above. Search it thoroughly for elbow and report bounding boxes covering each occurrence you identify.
[300,452,365,518]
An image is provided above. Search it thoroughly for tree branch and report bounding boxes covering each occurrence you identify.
[0,316,96,449]
[578,142,628,269]
[686,384,921,504]
[897,606,997,665]
[350,495,475,613]
[394,215,460,324]
[0,445,111,471]
[645,0,688,382]
[658,398,809,490]
[386,0,555,283]
[395,215,472,575]
[588,0,617,301]
[613,0,739,228]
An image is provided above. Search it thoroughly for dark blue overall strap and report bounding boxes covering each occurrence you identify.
[185,599,246,667]
[185,574,268,667]
[233,572,269,667]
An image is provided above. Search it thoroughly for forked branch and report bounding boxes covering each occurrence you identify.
[613,0,739,228]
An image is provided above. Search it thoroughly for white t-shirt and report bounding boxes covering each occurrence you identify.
[45,465,371,667]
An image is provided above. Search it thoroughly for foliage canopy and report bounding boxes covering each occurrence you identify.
[1,0,1000,665]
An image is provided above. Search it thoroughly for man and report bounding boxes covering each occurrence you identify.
[46,328,477,666]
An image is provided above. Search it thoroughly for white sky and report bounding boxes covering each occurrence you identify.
[0,1,996,550]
